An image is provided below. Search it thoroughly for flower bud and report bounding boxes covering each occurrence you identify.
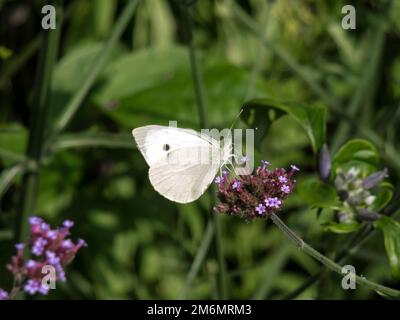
[318,144,331,182]
[356,208,380,222]
[362,169,388,189]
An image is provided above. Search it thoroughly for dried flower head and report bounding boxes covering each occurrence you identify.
[214,161,298,221]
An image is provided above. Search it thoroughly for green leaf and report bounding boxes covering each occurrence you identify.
[0,163,25,198]
[297,177,339,208]
[242,98,326,153]
[48,42,123,130]
[93,46,188,106]
[93,47,270,129]
[0,124,27,164]
[332,139,379,175]
[374,216,400,279]
[373,182,394,212]
[322,222,361,234]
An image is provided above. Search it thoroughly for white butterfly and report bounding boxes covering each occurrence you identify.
[132,125,233,203]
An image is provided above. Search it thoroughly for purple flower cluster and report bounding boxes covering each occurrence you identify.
[0,217,86,299]
[214,160,298,220]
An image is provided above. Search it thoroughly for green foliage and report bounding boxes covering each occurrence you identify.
[242,98,326,153]
[0,0,399,300]
[375,216,400,279]
[297,178,339,209]
[332,139,380,176]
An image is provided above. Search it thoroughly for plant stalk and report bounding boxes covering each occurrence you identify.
[179,2,227,299]
[271,213,400,298]
[15,0,62,243]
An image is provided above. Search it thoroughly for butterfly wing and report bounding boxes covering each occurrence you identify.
[149,151,220,203]
[132,125,216,166]
[132,125,231,203]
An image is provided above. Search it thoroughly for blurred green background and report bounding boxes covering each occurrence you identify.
[0,0,399,299]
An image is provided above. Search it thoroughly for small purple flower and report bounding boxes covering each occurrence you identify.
[0,289,8,300]
[255,203,266,215]
[15,243,25,251]
[32,237,47,256]
[46,230,58,240]
[232,180,241,190]
[77,239,88,247]
[63,220,74,228]
[29,216,42,225]
[40,222,50,231]
[46,251,60,265]
[281,185,290,194]
[55,264,66,282]
[215,176,223,184]
[38,285,49,295]
[222,170,228,177]
[241,155,249,163]
[290,164,300,172]
[26,260,37,270]
[24,279,41,295]
[261,160,270,167]
[61,239,74,249]
[278,176,287,183]
[265,197,282,208]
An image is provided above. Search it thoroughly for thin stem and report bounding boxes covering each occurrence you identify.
[270,213,400,298]
[179,220,214,299]
[285,210,400,299]
[53,0,140,134]
[179,2,227,299]
[15,0,62,243]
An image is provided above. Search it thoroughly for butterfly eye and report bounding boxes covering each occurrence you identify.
[163,144,170,151]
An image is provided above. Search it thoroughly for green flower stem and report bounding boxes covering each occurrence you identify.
[53,0,140,134]
[179,220,215,299]
[285,210,400,299]
[179,2,227,299]
[271,213,400,298]
[15,0,63,243]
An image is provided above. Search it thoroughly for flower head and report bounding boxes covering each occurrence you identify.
[4,217,86,298]
[214,161,297,220]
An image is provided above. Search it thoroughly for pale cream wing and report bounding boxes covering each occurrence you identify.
[132,125,216,167]
[148,146,222,203]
